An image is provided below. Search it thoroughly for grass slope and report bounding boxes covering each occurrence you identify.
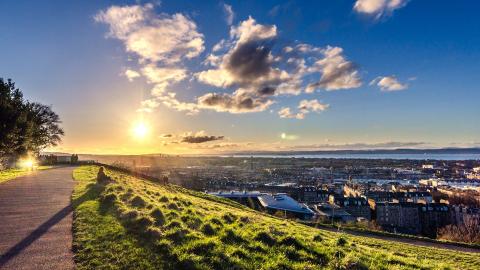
[0,166,52,184]
[72,166,480,270]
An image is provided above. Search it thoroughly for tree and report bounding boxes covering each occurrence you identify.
[438,216,480,244]
[0,78,64,167]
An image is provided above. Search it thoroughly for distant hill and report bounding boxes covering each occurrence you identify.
[71,165,480,269]
[228,147,480,156]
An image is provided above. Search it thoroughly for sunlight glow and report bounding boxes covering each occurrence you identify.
[132,122,150,140]
[18,157,36,170]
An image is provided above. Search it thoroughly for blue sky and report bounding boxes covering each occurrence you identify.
[1,0,479,154]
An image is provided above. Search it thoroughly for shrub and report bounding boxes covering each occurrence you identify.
[150,208,165,226]
[167,211,178,219]
[222,213,236,224]
[284,246,301,261]
[133,216,154,231]
[181,215,202,229]
[254,231,276,246]
[165,220,182,229]
[146,227,163,241]
[130,195,146,208]
[336,237,347,246]
[120,209,139,222]
[221,229,244,244]
[231,249,247,259]
[189,240,217,256]
[100,193,117,206]
[279,236,305,250]
[167,203,179,210]
[210,217,223,226]
[166,228,190,243]
[201,223,216,236]
[239,216,250,223]
[313,234,323,242]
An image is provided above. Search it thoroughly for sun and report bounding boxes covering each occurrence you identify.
[132,122,149,140]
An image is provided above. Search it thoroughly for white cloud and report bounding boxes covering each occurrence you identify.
[353,0,409,19]
[370,75,408,91]
[95,4,204,63]
[278,107,304,119]
[298,99,329,112]
[124,69,141,81]
[306,46,362,92]
[137,98,159,113]
[279,99,329,119]
[278,99,330,119]
[223,4,234,25]
[97,8,362,117]
[95,3,205,114]
[141,65,187,84]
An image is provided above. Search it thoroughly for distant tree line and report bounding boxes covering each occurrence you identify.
[0,78,64,168]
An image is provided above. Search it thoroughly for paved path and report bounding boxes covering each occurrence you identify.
[0,167,75,270]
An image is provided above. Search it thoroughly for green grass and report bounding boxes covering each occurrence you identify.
[0,166,53,184]
[72,165,480,270]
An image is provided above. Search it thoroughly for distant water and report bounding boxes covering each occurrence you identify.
[230,153,480,160]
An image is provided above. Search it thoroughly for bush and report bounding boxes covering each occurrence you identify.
[313,234,323,242]
[146,227,163,241]
[167,202,179,210]
[100,193,117,206]
[222,213,236,224]
[254,231,276,246]
[166,220,182,229]
[284,246,301,261]
[150,208,165,226]
[120,209,139,222]
[239,216,250,223]
[210,218,223,226]
[166,228,190,243]
[279,236,305,250]
[130,196,146,208]
[201,223,216,236]
[337,237,347,246]
[189,240,217,256]
[221,229,244,244]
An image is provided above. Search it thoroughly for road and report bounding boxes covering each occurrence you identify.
[0,167,75,270]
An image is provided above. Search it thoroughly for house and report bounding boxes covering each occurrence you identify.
[329,195,371,220]
[257,193,315,220]
[375,202,421,234]
[419,203,450,238]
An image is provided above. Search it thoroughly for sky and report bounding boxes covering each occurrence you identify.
[1,0,479,155]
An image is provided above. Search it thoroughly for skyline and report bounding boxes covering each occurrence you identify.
[1,0,479,154]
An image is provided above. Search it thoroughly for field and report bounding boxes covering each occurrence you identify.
[0,166,53,184]
[72,166,480,270]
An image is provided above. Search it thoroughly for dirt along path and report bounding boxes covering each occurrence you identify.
[0,167,76,270]
[318,226,480,253]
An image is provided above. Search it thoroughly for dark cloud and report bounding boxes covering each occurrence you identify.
[160,134,173,138]
[258,86,276,96]
[226,40,274,81]
[181,135,224,144]
[197,90,273,113]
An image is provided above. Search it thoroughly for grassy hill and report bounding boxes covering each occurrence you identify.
[71,166,480,270]
[0,166,52,184]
